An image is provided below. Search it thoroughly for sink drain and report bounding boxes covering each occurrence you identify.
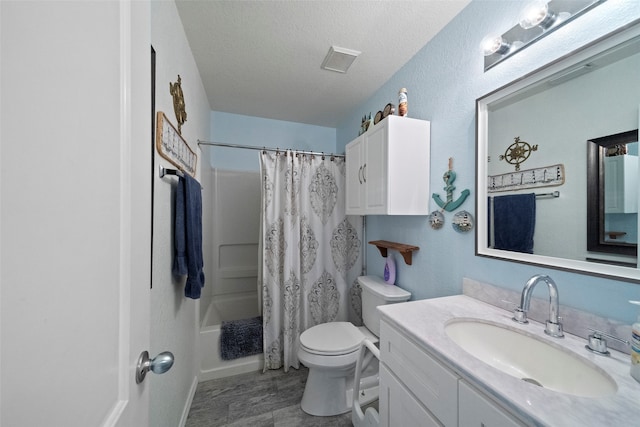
[522,377,543,387]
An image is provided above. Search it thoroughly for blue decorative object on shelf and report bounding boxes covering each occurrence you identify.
[384,255,396,285]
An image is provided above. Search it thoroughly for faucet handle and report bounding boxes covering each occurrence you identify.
[501,300,529,324]
[512,307,529,324]
[545,319,564,338]
[585,328,629,356]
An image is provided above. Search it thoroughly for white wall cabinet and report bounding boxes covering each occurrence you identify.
[605,154,638,214]
[379,319,526,427]
[345,116,430,215]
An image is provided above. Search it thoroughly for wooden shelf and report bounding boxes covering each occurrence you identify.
[369,240,420,265]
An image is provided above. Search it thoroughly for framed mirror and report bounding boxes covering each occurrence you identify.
[476,22,640,282]
[587,130,639,261]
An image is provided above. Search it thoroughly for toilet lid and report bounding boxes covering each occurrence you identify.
[300,322,365,356]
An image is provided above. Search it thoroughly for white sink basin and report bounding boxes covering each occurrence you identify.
[445,319,617,398]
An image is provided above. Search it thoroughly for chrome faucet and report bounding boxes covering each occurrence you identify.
[513,275,564,338]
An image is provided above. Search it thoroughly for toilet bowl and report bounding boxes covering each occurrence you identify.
[297,275,411,416]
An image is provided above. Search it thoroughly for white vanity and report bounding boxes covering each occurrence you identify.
[377,294,640,426]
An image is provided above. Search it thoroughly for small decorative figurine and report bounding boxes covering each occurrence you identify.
[432,158,470,212]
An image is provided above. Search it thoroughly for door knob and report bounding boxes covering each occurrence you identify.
[136,350,174,384]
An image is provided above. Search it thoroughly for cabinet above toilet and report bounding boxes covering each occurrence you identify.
[345,116,431,215]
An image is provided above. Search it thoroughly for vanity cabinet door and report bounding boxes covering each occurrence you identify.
[379,364,442,427]
[380,320,459,426]
[459,380,525,427]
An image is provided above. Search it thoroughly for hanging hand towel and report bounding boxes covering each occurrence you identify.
[492,193,536,254]
[173,173,205,299]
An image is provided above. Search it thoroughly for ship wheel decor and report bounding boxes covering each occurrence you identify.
[499,136,538,171]
[169,75,187,134]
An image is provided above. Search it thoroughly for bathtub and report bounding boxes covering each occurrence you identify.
[199,292,264,381]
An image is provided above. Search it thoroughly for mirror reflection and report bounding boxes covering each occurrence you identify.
[587,130,639,261]
[476,24,640,281]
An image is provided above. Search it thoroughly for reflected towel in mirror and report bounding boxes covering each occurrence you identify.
[490,193,536,254]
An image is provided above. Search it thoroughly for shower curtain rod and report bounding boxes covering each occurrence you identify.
[197,140,345,159]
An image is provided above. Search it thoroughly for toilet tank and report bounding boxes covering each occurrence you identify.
[359,275,411,337]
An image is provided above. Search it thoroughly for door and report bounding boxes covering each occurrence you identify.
[1,1,151,425]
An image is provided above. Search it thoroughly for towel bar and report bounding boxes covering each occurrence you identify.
[159,165,184,179]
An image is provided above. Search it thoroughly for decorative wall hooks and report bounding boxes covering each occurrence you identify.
[432,158,470,212]
[488,163,564,192]
[500,136,538,171]
[169,75,187,134]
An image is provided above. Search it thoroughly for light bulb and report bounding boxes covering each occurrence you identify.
[482,35,511,56]
[519,2,557,30]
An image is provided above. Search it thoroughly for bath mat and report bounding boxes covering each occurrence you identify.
[220,316,263,361]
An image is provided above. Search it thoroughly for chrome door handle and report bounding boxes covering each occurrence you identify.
[136,350,174,384]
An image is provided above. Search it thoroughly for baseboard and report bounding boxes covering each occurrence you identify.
[179,375,199,427]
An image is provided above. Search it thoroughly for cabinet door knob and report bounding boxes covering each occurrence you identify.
[363,163,367,182]
[358,166,363,184]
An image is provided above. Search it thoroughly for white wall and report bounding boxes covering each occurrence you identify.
[151,1,211,426]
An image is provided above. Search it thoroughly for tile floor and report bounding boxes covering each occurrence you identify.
[185,366,358,427]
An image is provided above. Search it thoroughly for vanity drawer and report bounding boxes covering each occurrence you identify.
[459,380,525,427]
[380,319,459,427]
[379,364,442,427]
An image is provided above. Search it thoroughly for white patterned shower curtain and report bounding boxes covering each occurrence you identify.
[259,150,363,372]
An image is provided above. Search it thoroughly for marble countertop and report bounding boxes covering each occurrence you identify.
[378,295,640,426]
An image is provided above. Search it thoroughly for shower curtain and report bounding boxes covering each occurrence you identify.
[259,150,363,372]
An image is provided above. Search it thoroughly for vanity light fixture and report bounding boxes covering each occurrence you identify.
[482,0,606,71]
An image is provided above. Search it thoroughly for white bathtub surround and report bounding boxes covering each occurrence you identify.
[260,151,363,372]
[199,167,263,381]
[378,291,640,425]
[199,293,263,381]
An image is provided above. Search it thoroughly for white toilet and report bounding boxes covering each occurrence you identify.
[297,275,411,416]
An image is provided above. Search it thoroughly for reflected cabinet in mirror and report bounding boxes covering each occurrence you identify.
[587,130,639,262]
[476,22,640,282]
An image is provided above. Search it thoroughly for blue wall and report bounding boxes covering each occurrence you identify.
[209,111,336,171]
[336,1,640,323]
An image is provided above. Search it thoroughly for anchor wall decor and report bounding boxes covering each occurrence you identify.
[432,157,470,212]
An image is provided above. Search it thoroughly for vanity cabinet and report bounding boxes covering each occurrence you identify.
[604,154,638,214]
[345,116,430,215]
[379,319,525,427]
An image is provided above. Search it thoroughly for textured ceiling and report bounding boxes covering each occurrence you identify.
[175,0,471,128]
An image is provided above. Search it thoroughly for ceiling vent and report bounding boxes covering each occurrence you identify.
[321,46,361,73]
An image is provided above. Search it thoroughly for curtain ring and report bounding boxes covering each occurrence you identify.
[322,152,325,161]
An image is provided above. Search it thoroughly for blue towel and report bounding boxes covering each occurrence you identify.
[173,173,205,299]
[492,193,536,254]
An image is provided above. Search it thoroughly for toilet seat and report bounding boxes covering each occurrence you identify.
[300,322,365,356]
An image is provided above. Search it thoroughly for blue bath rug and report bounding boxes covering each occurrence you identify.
[220,316,263,361]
